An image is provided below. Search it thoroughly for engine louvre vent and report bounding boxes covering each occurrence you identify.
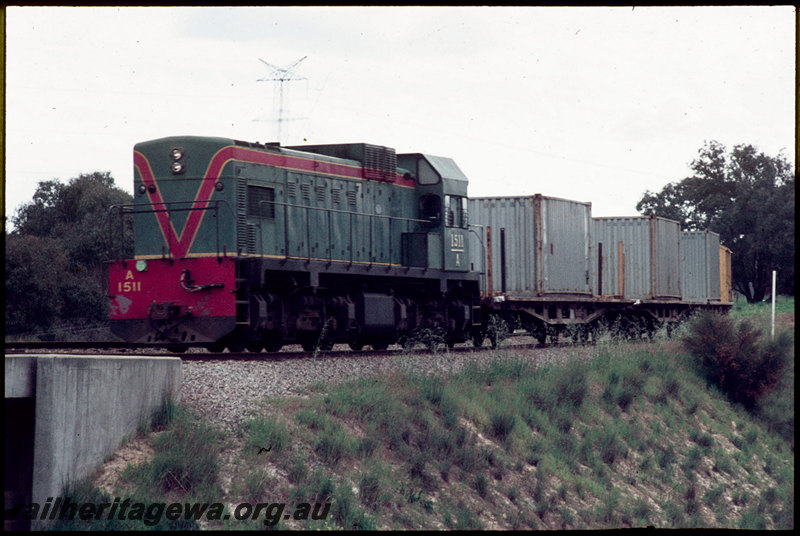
[286,143,397,182]
[363,144,397,182]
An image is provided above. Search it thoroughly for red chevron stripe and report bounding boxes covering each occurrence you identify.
[134,145,413,258]
[134,151,182,254]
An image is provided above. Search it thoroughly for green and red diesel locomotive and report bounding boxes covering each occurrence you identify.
[108,136,480,351]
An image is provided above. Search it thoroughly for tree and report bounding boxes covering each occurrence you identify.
[5,234,69,334]
[637,141,794,303]
[6,172,133,336]
[12,172,133,266]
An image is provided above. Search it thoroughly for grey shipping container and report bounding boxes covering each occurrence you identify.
[681,230,722,303]
[593,215,681,300]
[468,195,593,296]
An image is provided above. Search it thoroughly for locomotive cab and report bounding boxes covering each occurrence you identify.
[398,153,471,273]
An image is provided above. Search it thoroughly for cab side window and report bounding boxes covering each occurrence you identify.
[419,194,441,226]
[445,195,465,228]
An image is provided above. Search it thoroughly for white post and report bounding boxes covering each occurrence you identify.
[771,270,776,339]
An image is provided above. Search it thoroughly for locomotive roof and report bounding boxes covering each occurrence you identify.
[135,136,470,189]
[407,153,469,184]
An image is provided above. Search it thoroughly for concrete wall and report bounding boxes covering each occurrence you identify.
[4,354,182,530]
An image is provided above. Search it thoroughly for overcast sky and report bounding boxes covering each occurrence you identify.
[4,6,796,228]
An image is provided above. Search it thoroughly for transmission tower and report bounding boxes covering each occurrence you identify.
[256,56,308,144]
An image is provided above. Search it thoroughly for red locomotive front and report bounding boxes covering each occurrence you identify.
[108,257,236,345]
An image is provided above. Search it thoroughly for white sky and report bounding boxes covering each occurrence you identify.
[4,6,796,227]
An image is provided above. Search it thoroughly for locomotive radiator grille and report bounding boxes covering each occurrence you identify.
[363,144,397,182]
[235,177,257,254]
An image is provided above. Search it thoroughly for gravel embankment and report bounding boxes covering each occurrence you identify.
[179,342,598,432]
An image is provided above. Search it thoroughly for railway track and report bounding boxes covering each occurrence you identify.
[4,337,574,361]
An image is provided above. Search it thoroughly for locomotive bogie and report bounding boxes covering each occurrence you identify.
[243,259,478,351]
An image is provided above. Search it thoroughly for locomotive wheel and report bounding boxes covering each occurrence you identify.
[166,344,188,353]
[246,341,264,353]
[227,340,246,353]
[348,339,365,351]
[206,341,226,353]
[488,333,498,349]
[526,322,547,346]
[298,331,318,352]
[264,332,283,352]
[471,332,485,348]
[371,340,390,351]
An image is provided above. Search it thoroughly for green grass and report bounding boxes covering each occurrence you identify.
[126,405,223,498]
[244,415,290,455]
[730,294,794,318]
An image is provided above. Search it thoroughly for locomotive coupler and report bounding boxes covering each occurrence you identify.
[148,301,191,342]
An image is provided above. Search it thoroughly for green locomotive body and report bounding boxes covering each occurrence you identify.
[109,136,480,351]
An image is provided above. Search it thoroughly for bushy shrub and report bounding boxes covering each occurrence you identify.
[682,311,792,409]
[489,410,516,441]
[554,362,588,410]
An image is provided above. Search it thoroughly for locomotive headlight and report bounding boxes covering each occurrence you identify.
[170,148,184,160]
[170,161,185,174]
[215,181,224,192]
[136,259,148,272]
[138,184,147,195]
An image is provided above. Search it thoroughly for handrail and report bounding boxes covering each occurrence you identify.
[469,223,487,291]
[109,196,430,266]
[107,200,236,262]
[258,199,427,223]
[256,199,427,266]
